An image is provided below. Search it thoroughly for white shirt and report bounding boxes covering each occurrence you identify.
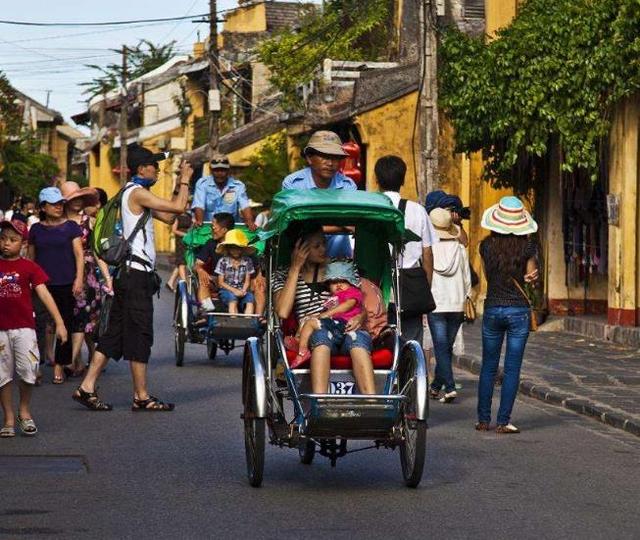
[384,191,438,269]
[122,183,156,272]
[431,240,471,312]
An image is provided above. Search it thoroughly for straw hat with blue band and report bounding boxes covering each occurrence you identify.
[481,196,538,236]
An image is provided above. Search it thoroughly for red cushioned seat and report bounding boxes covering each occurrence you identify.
[286,348,393,369]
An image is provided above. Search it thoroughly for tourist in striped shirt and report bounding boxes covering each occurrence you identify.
[272,224,375,395]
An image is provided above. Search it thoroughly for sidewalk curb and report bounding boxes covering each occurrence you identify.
[453,353,640,438]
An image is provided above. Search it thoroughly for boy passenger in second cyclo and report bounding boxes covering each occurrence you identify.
[193,212,265,314]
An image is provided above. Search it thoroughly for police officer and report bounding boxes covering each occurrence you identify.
[192,152,256,230]
[282,130,355,257]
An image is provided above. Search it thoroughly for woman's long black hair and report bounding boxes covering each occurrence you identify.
[480,231,532,277]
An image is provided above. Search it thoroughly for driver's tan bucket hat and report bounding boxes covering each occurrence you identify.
[304,130,348,157]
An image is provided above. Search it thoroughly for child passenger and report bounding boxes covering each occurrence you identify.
[289,261,363,368]
[214,229,256,314]
[0,220,68,437]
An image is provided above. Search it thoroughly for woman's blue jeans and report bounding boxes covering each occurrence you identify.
[478,306,530,425]
[427,311,464,393]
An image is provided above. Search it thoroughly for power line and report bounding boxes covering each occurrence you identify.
[0,13,209,27]
[0,22,191,44]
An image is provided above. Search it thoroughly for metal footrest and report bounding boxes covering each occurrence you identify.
[207,315,266,340]
[300,394,406,439]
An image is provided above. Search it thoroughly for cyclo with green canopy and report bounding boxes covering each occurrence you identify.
[173,223,265,366]
[242,190,428,488]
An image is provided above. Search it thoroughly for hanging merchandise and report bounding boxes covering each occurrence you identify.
[562,170,608,290]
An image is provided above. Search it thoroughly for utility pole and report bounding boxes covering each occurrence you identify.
[417,1,439,203]
[119,45,129,185]
[208,0,221,155]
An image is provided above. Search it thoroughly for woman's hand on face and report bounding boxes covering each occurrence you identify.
[291,239,310,270]
[345,311,366,332]
[524,269,539,283]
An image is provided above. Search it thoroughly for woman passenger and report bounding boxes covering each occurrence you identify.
[272,225,375,394]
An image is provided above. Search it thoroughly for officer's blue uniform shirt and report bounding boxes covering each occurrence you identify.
[282,167,357,258]
[191,176,250,222]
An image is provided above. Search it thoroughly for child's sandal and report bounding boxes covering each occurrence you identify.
[289,349,311,369]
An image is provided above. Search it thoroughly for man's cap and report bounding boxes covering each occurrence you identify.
[304,130,348,157]
[126,143,167,173]
[210,152,230,170]
[38,187,65,205]
[0,219,29,241]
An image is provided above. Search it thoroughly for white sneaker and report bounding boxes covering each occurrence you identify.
[439,390,457,403]
[201,298,215,311]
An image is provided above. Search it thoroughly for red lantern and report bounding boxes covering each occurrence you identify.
[340,141,362,186]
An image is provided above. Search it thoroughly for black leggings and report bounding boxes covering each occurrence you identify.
[47,284,75,366]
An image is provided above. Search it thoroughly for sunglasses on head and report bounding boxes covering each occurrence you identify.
[210,159,229,165]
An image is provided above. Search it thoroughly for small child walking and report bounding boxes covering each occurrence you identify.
[0,220,68,437]
[290,261,364,368]
[214,229,256,314]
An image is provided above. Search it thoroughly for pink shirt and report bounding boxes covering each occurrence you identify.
[326,285,363,323]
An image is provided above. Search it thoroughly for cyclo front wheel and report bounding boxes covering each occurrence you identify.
[242,339,266,487]
[298,439,315,465]
[398,341,427,488]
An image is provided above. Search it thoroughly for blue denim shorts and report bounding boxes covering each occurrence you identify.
[219,289,255,309]
[309,325,372,354]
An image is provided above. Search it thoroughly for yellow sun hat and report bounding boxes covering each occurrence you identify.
[215,229,256,255]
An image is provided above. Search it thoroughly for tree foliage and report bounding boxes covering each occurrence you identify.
[438,0,640,189]
[239,132,290,202]
[80,40,177,98]
[258,0,392,107]
[0,72,59,198]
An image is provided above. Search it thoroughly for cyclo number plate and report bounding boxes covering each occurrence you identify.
[329,381,355,395]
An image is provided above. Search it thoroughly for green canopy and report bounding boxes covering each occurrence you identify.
[261,190,408,303]
[182,223,265,269]
[261,190,406,246]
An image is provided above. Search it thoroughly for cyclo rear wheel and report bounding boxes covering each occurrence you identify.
[398,341,427,488]
[242,339,266,487]
[174,289,186,367]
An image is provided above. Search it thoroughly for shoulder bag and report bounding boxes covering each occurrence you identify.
[397,199,436,317]
[511,278,538,332]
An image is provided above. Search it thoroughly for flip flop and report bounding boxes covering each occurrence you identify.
[17,417,37,436]
[0,426,15,438]
[52,375,65,385]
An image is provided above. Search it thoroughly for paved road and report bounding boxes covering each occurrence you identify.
[1,287,639,539]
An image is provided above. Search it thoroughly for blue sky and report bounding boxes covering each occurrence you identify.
[0,1,249,126]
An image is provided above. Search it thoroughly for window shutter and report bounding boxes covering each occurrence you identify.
[464,0,485,19]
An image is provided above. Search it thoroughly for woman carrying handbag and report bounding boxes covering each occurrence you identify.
[477,196,539,434]
[426,208,472,403]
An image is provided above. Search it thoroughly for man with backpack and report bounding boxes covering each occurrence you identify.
[72,144,192,411]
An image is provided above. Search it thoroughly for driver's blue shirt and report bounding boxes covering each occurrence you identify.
[282,168,357,258]
[191,175,250,222]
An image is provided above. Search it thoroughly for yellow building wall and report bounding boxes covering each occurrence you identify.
[607,95,640,326]
[485,0,518,38]
[50,133,69,180]
[219,2,267,49]
[355,91,419,200]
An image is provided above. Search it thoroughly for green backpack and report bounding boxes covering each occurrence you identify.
[91,184,150,266]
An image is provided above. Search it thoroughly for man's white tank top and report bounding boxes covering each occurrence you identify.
[122,183,156,272]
